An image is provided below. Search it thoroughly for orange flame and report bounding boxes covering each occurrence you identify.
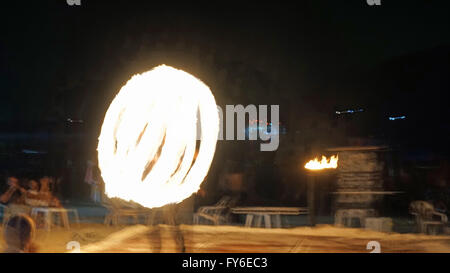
[97,65,219,208]
[304,155,338,170]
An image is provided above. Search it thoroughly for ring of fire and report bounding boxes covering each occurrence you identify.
[97,65,219,208]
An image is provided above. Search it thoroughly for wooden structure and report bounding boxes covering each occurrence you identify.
[327,146,397,228]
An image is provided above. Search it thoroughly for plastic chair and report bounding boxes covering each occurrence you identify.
[409,200,448,235]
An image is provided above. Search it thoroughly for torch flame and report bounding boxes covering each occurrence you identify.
[304,155,338,170]
[97,65,219,208]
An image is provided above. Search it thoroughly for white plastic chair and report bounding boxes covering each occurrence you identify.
[193,196,236,225]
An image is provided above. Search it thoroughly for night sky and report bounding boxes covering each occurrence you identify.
[1,0,449,154]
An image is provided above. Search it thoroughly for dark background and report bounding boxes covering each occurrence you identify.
[0,0,449,209]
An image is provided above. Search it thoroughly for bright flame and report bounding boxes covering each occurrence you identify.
[304,155,338,170]
[97,65,219,208]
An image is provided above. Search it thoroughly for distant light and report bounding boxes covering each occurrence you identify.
[335,108,364,115]
[67,118,84,123]
[245,123,285,136]
[389,116,406,121]
[22,149,47,154]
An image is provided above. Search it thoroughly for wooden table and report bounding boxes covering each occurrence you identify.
[232,207,308,228]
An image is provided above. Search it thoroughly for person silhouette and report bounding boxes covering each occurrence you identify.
[3,214,38,253]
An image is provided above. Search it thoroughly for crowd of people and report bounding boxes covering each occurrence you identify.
[0,176,61,208]
[0,176,62,253]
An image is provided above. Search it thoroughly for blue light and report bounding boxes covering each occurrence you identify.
[335,108,364,115]
[389,115,406,121]
[22,149,47,154]
[245,124,284,137]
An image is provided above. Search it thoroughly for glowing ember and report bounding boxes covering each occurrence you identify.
[97,65,219,208]
[304,155,338,171]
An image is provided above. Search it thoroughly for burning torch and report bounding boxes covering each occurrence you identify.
[304,155,338,227]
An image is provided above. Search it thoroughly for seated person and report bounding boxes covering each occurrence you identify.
[24,180,49,207]
[23,178,62,207]
[0,177,25,205]
[3,214,38,253]
[39,177,61,207]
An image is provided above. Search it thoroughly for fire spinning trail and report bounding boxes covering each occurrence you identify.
[97,65,219,208]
